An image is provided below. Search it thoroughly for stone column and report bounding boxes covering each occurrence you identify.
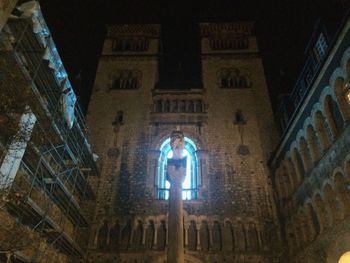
[153,222,159,250]
[184,223,190,248]
[196,223,201,251]
[167,130,186,263]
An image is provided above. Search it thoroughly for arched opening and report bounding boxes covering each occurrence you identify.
[299,137,313,172]
[132,220,143,249]
[157,137,199,200]
[314,111,331,152]
[292,148,305,184]
[324,184,342,223]
[164,100,170,112]
[97,220,108,249]
[235,222,246,252]
[109,221,120,249]
[200,221,210,251]
[145,220,155,249]
[314,194,331,232]
[188,100,194,113]
[212,221,222,251]
[188,221,197,251]
[324,95,344,139]
[334,172,350,217]
[334,77,350,120]
[339,252,350,263]
[222,221,234,251]
[282,164,292,196]
[157,220,167,250]
[286,158,298,190]
[247,222,259,252]
[306,203,320,239]
[306,125,321,163]
[156,100,163,112]
[275,169,286,201]
[121,220,132,250]
[298,211,310,245]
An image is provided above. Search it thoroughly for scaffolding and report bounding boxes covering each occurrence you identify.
[0,2,98,262]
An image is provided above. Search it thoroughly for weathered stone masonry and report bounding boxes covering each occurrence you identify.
[87,22,281,263]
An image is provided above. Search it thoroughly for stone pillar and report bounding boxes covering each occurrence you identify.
[167,130,186,263]
[184,223,190,248]
[196,223,201,251]
[153,222,159,250]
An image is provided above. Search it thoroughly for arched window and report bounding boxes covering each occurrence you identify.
[156,137,199,200]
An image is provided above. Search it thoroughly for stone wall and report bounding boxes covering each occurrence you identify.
[269,18,350,263]
[87,23,281,263]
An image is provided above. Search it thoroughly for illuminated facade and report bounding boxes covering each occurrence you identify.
[270,15,350,263]
[86,22,279,263]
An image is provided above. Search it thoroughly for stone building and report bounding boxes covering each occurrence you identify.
[1,1,350,263]
[86,22,281,263]
[269,12,350,263]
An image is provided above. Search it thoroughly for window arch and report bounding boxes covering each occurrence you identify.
[156,137,199,200]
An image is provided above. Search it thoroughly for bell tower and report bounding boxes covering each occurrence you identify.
[87,22,281,263]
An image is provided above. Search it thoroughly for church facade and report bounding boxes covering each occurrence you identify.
[2,2,350,262]
[86,22,281,263]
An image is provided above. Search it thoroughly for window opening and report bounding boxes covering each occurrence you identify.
[156,137,198,200]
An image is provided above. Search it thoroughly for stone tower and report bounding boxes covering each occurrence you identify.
[86,22,282,263]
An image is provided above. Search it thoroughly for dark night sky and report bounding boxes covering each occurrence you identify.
[38,0,347,112]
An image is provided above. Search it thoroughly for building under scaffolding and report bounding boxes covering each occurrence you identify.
[0,2,98,262]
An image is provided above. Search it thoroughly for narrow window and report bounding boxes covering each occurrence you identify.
[156,137,198,200]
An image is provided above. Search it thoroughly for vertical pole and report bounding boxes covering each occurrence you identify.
[167,167,186,263]
[167,130,186,263]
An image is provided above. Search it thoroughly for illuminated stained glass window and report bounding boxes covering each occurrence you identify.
[156,137,198,200]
